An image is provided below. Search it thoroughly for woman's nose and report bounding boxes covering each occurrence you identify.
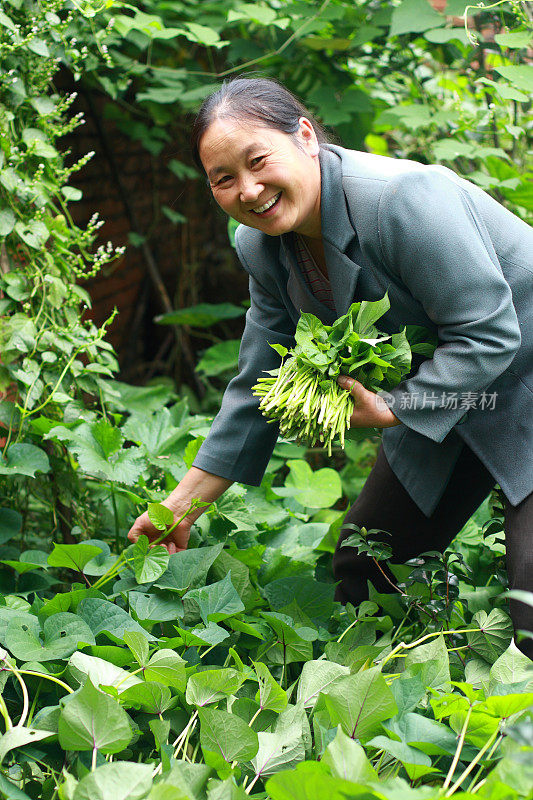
[239,175,263,203]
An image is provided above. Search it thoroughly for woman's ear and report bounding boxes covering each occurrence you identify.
[297,117,320,156]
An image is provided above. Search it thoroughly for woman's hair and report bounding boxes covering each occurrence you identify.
[191,77,330,168]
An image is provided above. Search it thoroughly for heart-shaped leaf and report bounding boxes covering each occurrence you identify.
[58,677,132,753]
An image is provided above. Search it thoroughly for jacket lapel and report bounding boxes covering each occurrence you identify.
[280,234,337,325]
[283,146,362,320]
[319,147,362,316]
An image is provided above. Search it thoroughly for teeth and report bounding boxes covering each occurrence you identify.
[252,192,281,214]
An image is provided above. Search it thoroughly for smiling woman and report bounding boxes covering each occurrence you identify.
[128,77,533,658]
[197,117,322,239]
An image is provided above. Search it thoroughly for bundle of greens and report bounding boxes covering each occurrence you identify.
[252,294,423,455]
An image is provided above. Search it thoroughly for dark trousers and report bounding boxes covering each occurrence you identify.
[333,444,533,659]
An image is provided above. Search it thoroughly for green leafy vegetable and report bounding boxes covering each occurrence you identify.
[252,295,419,454]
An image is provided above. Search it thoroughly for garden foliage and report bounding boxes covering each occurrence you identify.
[0,1,532,798]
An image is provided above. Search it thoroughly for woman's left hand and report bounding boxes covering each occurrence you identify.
[337,375,401,429]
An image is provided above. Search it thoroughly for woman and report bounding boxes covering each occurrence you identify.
[128,78,533,656]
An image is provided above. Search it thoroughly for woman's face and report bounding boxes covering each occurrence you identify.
[198,116,322,238]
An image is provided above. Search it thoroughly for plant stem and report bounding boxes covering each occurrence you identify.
[442,706,473,790]
[245,772,261,795]
[337,618,357,643]
[2,657,29,728]
[379,628,482,669]
[0,694,12,731]
[447,730,500,796]
[466,734,503,792]
[248,707,262,728]
[15,670,74,694]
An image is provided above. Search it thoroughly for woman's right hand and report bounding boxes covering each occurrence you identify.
[127,504,192,554]
[126,466,234,555]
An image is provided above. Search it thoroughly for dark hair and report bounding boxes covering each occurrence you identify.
[191,77,330,169]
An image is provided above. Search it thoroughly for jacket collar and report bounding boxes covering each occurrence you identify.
[281,145,362,318]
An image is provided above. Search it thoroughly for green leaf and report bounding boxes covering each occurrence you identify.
[266,761,374,800]
[67,651,142,692]
[156,303,245,328]
[296,660,350,710]
[147,503,174,530]
[186,668,244,707]
[248,722,305,780]
[263,578,335,627]
[184,436,205,470]
[432,139,511,163]
[184,22,221,46]
[0,208,15,236]
[199,707,259,763]
[322,726,378,782]
[77,598,157,643]
[476,76,529,103]
[47,543,103,572]
[424,26,469,44]
[494,65,533,93]
[467,609,514,663]
[0,507,22,545]
[0,10,16,31]
[58,677,132,753]
[404,633,451,689]
[494,30,533,49]
[295,313,328,348]
[259,612,314,665]
[5,612,95,662]
[228,3,277,25]
[490,642,533,687]
[133,535,169,583]
[275,460,342,509]
[27,37,50,57]
[61,186,82,201]
[384,710,460,756]
[123,630,149,666]
[155,544,224,593]
[389,0,444,36]
[120,681,173,714]
[323,667,398,742]
[161,205,187,224]
[185,573,245,624]
[0,443,50,477]
[129,590,184,623]
[29,96,56,115]
[46,422,145,485]
[144,648,186,691]
[73,762,153,800]
[196,340,240,376]
[159,761,213,797]
[0,726,55,764]
[484,693,533,719]
[255,661,288,713]
[0,771,34,800]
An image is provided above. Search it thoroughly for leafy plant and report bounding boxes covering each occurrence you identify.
[252,295,417,453]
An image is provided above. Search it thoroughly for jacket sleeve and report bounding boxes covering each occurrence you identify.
[192,237,296,484]
[377,169,521,443]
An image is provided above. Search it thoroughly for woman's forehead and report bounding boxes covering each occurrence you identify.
[199,119,282,171]
[202,118,276,149]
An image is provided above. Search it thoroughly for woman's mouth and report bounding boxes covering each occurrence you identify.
[251,191,282,216]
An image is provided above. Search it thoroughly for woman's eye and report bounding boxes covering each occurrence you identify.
[251,155,266,167]
[215,175,232,186]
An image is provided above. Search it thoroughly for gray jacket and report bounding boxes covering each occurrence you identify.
[193,144,533,516]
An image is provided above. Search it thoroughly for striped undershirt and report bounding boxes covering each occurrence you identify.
[294,234,336,312]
